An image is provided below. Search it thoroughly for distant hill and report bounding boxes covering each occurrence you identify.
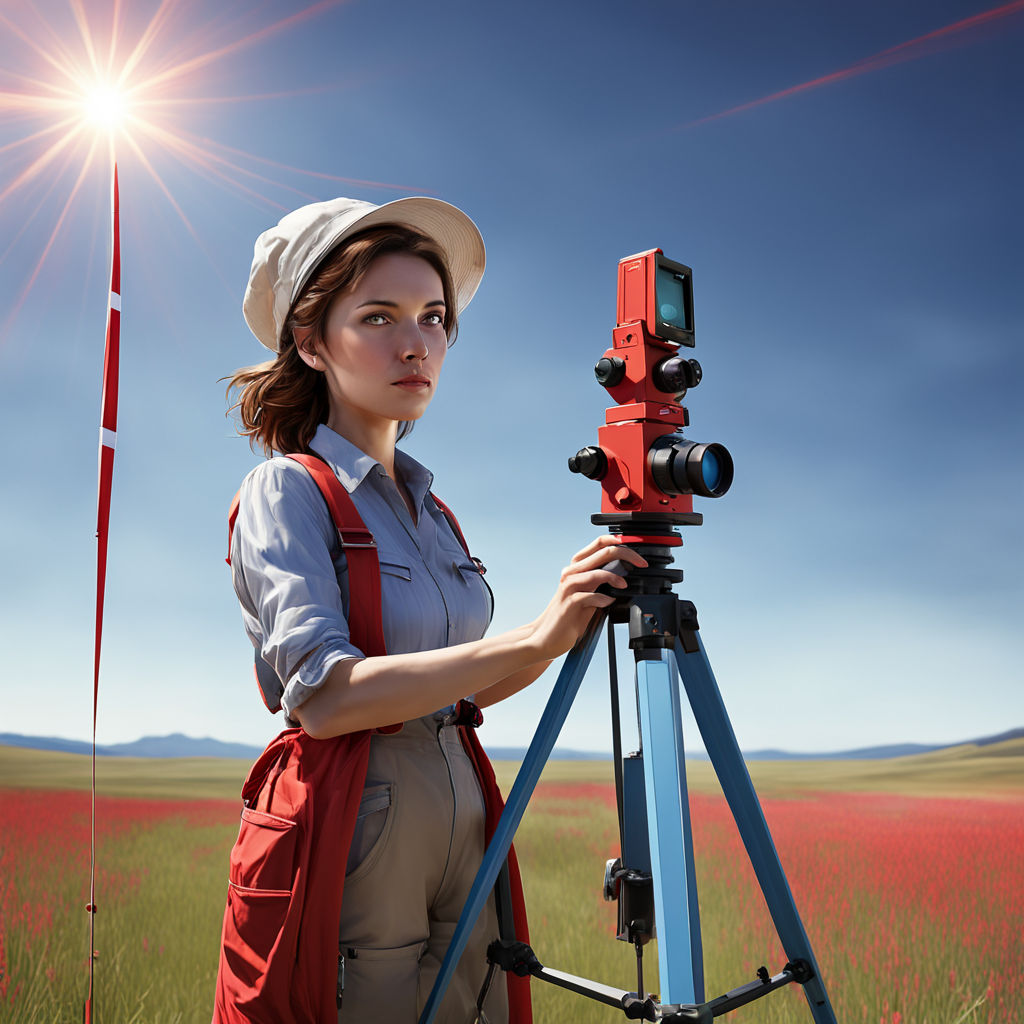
[2,727,1021,761]
[494,728,1024,762]
[484,743,950,762]
[0,732,265,760]
[733,742,946,761]
[973,727,1024,747]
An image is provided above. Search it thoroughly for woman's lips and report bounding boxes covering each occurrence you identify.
[393,375,430,391]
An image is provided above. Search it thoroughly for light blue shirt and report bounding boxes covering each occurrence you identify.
[230,424,493,724]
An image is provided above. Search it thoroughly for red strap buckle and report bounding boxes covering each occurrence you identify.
[339,527,376,550]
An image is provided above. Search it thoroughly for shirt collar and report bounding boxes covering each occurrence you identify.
[308,423,434,508]
[394,446,434,512]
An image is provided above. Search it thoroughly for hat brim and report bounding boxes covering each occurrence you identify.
[290,196,486,328]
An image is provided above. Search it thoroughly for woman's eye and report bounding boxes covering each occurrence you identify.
[364,313,389,325]
[423,312,445,326]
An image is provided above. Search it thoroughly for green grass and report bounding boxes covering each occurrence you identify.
[494,735,1024,800]
[0,746,250,801]
[5,735,1021,804]
[6,827,229,1023]
[1,739,1021,1023]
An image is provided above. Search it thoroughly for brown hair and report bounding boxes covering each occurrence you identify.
[226,224,459,457]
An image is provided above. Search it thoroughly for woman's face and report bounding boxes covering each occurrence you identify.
[308,251,449,443]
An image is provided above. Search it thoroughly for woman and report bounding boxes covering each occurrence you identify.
[213,196,645,1024]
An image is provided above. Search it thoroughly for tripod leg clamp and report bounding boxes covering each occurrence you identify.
[485,938,542,978]
[676,599,700,654]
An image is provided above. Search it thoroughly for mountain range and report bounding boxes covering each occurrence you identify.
[2,727,1022,761]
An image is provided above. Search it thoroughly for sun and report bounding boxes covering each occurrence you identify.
[83,82,129,132]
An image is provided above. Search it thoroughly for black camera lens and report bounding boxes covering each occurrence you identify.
[595,357,627,388]
[648,434,733,499]
[653,356,701,395]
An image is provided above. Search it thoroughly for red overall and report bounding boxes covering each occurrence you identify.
[212,454,531,1023]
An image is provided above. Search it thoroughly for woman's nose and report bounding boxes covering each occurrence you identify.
[400,321,430,361]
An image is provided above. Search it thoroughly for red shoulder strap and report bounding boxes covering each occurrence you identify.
[226,492,240,565]
[226,455,390,712]
[431,492,486,574]
[285,453,387,660]
[430,492,468,554]
[227,456,387,659]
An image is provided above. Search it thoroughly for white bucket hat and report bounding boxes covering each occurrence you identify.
[243,196,486,351]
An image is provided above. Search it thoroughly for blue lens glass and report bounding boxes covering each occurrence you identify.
[701,450,721,492]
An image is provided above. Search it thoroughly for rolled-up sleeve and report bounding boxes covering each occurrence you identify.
[230,458,363,720]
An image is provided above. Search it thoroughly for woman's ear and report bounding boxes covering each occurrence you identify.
[293,326,318,369]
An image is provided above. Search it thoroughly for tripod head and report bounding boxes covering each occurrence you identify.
[569,249,733,533]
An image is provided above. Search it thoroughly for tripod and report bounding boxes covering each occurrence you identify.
[419,513,838,1024]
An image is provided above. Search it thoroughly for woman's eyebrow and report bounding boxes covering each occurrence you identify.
[356,299,446,309]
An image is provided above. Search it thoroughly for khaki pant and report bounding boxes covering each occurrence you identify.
[338,714,508,1024]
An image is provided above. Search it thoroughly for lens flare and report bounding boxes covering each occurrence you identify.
[0,0,430,335]
[674,0,1024,131]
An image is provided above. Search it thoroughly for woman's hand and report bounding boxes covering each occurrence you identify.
[526,535,648,662]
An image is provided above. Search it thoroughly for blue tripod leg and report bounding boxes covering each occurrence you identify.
[417,610,608,1024]
[634,649,704,1005]
[674,634,838,1024]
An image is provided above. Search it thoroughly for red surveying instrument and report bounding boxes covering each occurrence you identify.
[420,249,837,1024]
[570,248,733,521]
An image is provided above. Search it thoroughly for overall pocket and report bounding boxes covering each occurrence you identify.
[224,808,299,981]
[346,782,395,880]
[338,939,427,1021]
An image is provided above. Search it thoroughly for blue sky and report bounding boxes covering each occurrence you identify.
[1,0,1021,757]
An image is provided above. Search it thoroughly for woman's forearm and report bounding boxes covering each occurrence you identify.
[474,661,553,709]
[295,624,543,738]
[294,535,646,739]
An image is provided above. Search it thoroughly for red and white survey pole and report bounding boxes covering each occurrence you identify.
[85,159,120,1024]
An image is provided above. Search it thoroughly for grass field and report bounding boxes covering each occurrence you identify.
[1,739,1021,1023]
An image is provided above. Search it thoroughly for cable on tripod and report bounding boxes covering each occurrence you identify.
[607,619,626,855]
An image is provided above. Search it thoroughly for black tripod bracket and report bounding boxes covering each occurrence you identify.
[660,960,817,1022]
[628,594,701,657]
[485,938,541,978]
[481,937,815,1024]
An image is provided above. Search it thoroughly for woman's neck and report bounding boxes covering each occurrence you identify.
[325,409,399,481]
